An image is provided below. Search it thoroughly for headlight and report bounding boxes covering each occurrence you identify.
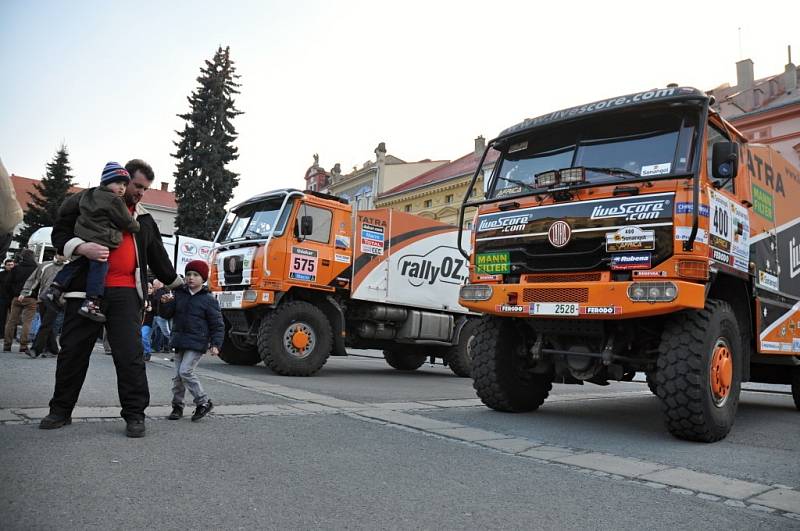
[243,290,258,302]
[460,284,494,301]
[627,282,678,303]
[536,171,558,187]
[559,167,585,183]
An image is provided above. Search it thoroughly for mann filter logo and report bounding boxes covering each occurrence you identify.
[547,221,571,248]
[590,199,670,221]
[790,237,800,279]
[477,214,532,233]
[397,246,468,287]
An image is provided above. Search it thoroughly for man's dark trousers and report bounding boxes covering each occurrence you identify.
[49,288,148,420]
[32,303,60,355]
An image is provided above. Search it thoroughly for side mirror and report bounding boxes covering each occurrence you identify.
[300,215,313,236]
[711,142,739,181]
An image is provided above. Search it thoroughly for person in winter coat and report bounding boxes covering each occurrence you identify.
[20,254,68,357]
[3,249,38,353]
[159,260,223,422]
[45,162,140,322]
[0,259,15,334]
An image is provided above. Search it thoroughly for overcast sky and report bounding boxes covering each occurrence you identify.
[2,0,797,206]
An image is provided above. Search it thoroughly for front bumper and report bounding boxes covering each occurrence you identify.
[460,280,705,319]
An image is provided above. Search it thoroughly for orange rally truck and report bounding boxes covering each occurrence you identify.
[208,189,478,377]
[456,86,800,442]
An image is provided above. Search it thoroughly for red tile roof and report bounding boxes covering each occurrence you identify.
[381,149,500,196]
[10,174,177,211]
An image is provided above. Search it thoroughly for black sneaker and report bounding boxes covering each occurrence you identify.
[43,284,65,312]
[78,298,107,323]
[125,419,146,438]
[191,401,214,422]
[168,406,183,420]
[39,412,72,429]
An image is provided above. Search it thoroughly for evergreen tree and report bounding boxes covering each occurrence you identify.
[15,144,74,246]
[173,46,243,240]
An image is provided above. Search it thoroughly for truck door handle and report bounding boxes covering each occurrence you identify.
[322,259,330,266]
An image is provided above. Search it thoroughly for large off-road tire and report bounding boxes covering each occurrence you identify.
[383,348,427,371]
[471,316,552,412]
[218,332,260,366]
[655,299,742,442]
[446,318,479,378]
[792,368,800,412]
[258,301,332,376]
[645,371,658,396]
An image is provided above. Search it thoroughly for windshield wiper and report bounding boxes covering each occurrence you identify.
[495,176,537,193]
[583,167,642,179]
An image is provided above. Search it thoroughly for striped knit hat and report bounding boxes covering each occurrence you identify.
[100,162,131,185]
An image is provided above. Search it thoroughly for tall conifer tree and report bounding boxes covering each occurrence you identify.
[172,46,242,239]
[15,144,74,245]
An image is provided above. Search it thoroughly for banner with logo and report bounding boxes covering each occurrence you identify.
[174,235,215,276]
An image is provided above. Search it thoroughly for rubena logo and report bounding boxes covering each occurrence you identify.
[610,253,651,270]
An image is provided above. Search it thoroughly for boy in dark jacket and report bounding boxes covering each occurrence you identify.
[46,162,140,322]
[159,260,223,421]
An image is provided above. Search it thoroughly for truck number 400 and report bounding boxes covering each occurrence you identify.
[712,206,729,238]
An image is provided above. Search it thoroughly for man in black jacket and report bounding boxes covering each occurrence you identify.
[3,249,38,353]
[41,159,182,438]
[0,258,15,334]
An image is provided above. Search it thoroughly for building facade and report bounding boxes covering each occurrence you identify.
[375,136,499,228]
[708,53,800,168]
[306,143,447,210]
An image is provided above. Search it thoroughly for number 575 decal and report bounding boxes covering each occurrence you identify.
[289,247,318,282]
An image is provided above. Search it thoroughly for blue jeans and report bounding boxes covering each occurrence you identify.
[152,316,171,350]
[53,257,109,299]
[141,325,152,355]
[172,349,209,407]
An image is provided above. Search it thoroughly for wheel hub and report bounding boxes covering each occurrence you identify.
[283,322,316,359]
[710,339,733,405]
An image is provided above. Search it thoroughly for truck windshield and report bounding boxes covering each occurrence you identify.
[218,197,293,242]
[490,108,697,198]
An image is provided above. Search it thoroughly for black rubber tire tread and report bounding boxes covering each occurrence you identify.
[258,301,332,376]
[446,318,479,378]
[383,349,427,371]
[792,368,800,412]
[218,333,260,366]
[470,316,552,412]
[655,299,742,442]
[645,371,658,396]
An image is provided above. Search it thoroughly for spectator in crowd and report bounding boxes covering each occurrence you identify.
[25,254,68,358]
[0,259,15,334]
[159,260,222,422]
[41,159,181,438]
[3,249,39,353]
[0,157,24,258]
[151,279,172,352]
[142,283,155,361]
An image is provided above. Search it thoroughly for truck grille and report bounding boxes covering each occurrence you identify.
[523,272,603,283]
[522,288,589,303]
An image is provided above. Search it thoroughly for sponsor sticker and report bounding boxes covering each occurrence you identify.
[781,343,793,352]
[640,163,671,177]
[361,223,385,255]
[477,214,531,233]
[710,248,732,265]
[215,291,243,309]
[580,306,621,315]
[476,251,511,274]
[761,341,781,351]
[674,227,708,244]
[757,270,779,291]
[675,202,710,216]
[610,253,651,270]
[495,304,526,313]
[793,338,800,353]
[529,302,579,316]
[335,235,351,249]
[397,247,469,287]
[590,198,670,221]
[262,292,271,302]
[633,270,667,277]
[334,253,351,264]
[605,226,655,252]
[289,247,318,282]
[476,274,502,281]
[751,184,774,221]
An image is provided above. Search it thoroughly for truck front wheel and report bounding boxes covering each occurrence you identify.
[383,348,427,371]
[258,301,333,376]
[471,316,552,412]
[656,299,742,442]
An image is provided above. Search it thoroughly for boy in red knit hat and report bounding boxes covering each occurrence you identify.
[158,259,223,421]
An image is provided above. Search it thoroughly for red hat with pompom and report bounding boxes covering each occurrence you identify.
[185,260,210,282]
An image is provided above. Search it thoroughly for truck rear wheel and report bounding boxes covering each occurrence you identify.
[383,349,427,371]
[258,301,332,376]
[656,299,742,442]
[792,368,800,412]
[219,332,260,366]
[471,316,552,412]
[446,318,479,378]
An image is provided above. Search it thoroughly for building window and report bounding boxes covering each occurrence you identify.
[445,194,453,204]
[424,199,432,208]
[404,204,412,212]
